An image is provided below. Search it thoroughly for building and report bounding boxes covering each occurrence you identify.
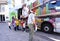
[0,0,9,22]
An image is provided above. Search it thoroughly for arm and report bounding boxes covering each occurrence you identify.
[32,14,36,25]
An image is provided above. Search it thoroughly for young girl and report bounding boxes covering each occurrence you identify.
[8,21,11,29]
[21,19,25,31]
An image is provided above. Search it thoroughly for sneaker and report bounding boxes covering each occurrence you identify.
[23,31,26,32]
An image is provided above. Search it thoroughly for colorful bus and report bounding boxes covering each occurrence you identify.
[31,0,60,33]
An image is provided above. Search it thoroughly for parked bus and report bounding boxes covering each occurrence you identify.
[31,0,60,33]
[35,12,60,33]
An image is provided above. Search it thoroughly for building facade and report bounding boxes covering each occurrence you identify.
[0,0,9,22]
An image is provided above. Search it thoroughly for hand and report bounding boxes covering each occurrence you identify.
[34,25,37,32]
[20,15,24,18]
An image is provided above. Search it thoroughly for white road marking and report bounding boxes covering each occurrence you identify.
[48,37,60,41]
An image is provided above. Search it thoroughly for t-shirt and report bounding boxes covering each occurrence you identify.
[15,20,20,26]
[22,7,29,18]
[27,13,35,24]
[8,22,11,26]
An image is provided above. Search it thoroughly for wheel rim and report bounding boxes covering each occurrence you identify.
[44,26,49,32]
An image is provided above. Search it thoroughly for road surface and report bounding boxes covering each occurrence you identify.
[0,23,60,41]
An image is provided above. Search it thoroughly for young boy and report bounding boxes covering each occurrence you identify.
[27,10,36,41]
[14,19,20,31]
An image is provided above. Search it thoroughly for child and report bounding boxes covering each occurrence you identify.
[21,19,25,31]
[18,20,22,30]
[14,19,20,31]
[12,17,15,27]
[8,21,11,29]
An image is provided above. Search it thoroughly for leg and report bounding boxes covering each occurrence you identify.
[22,28,25,31]
[28,24,34,41]
[17,25,19,30]
[25,26,29,32]
[14,26,17,31]
[23,23,26,31]
[9,26,11,29]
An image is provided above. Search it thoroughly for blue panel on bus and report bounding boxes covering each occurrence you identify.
[56,1,60,6]
[48,1,60,9]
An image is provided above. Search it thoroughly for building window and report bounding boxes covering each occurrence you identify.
[0,5,5,12]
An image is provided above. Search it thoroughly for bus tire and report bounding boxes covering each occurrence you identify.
[41,23,53,33]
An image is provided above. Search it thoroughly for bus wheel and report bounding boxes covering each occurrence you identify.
[42,23,53,33]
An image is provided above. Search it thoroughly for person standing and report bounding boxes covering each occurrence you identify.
[21,4,29,31]
[27,10,36,41]
[22,4,29,19]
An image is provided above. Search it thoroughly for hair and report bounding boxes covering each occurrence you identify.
[22,4,26,9]
[28,9,31,14]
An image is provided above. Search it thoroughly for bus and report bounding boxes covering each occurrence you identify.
[31,0,60,33]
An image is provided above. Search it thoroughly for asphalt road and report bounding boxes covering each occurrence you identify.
[0,23,60,41]
[35,31,60,41]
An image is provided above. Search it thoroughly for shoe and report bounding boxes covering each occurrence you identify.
[23,31,26,32]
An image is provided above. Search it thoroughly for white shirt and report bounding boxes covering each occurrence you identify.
[27,13,35,24]
[8,22,11,26]
[22,6,29,18]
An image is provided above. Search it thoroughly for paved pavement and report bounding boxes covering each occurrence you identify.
[0,23,53,41]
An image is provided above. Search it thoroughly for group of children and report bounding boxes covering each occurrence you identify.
[8,18,27,31]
